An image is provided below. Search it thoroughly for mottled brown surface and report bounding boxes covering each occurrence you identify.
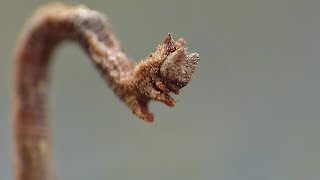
[13,3,199,180]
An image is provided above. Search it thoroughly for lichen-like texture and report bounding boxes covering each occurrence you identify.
[131,33,199,121]
[13,3,199,180]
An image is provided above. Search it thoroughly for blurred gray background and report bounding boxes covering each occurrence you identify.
[1,0,320,179]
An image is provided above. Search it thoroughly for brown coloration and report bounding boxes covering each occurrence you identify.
[13,3,199,180]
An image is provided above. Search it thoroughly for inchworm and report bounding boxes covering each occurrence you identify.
[13,3,199,180]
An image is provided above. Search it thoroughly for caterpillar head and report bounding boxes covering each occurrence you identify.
[160,35,200,94]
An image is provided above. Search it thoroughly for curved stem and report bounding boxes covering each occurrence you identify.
[13,3,199,180]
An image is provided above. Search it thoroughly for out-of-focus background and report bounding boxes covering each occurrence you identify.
[1,0,320,179]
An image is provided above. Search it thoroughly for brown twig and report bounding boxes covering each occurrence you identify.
[13,3,199,180]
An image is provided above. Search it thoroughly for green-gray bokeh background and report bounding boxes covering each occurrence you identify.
[1,0,320,179]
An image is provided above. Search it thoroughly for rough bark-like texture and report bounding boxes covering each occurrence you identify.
[13,3,199,180]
